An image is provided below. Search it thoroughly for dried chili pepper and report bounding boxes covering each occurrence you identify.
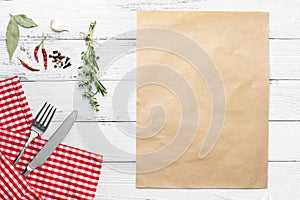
[42,48,47,70]
[41,35,48,70]
[17,58,40,71]
[34,45,40,62]
[33,34,46,63]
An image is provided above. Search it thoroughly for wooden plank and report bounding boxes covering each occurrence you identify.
[19,80,300,122]
[0,0,136,40]
[22,81,136,122]
[270,39,300,80]
[0,39,136,81]
[95,162,300,200]
[0,0,300,39]
[270,80,300,120]
[0,39,300,81]
[269,122,300,161]
[45,121,300,162]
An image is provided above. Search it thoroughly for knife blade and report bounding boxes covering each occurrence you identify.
[22,110,78,177]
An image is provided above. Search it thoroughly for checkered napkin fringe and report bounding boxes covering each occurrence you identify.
[0,76,103,200]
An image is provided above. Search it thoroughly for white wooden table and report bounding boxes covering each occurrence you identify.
[1,0,300,199]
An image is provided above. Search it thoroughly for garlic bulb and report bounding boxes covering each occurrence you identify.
[50,19,68,32]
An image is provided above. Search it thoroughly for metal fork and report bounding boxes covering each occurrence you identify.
[14,102,56,165]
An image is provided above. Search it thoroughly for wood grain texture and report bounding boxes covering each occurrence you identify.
[0,39,136,81]
[1,0,300,199]
[17,80,300,122]
[97,162,300,200]
[22,81,136,122]
[0,39,300,81]
[44,121,300,162]
[0,0,300,39]
[269,122,300,161]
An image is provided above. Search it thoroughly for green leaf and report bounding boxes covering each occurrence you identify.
[6,17,20,62]
[12,14,37,28]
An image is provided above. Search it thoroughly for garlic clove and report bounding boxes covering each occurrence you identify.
[50,18,68,32]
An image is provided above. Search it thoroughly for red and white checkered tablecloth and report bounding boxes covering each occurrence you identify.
[0,151,42,200]
[0,76,103,200]
[0,76,33,134]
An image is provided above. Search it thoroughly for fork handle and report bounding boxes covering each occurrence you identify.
[14,131,39,165]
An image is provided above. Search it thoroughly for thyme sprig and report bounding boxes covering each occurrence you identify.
[78,21,107,111]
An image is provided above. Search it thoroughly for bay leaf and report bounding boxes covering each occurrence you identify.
[12,14,38,28]
[6,17,20,62]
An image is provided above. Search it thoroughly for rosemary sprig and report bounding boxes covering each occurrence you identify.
[78,21,107,111]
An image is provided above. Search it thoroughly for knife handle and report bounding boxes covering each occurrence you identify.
[22,166,33,177]
[14,131,39,165]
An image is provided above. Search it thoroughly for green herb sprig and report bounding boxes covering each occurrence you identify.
[78,21,107,111]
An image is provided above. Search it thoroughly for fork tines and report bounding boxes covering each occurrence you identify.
[14,102,56,166]
[34,102,57,130]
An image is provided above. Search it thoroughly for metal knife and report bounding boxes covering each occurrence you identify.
[22,110,78,177]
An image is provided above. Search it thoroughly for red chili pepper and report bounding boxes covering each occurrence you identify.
[34,34,45,63]
[42,48,47,70]
[17,58,40,71]
[41,35,48,70]
[34,44,41,62]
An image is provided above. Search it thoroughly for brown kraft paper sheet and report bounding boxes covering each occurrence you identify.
[136,11,269,188]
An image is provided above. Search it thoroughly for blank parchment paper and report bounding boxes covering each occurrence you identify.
[136,11,269,188]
